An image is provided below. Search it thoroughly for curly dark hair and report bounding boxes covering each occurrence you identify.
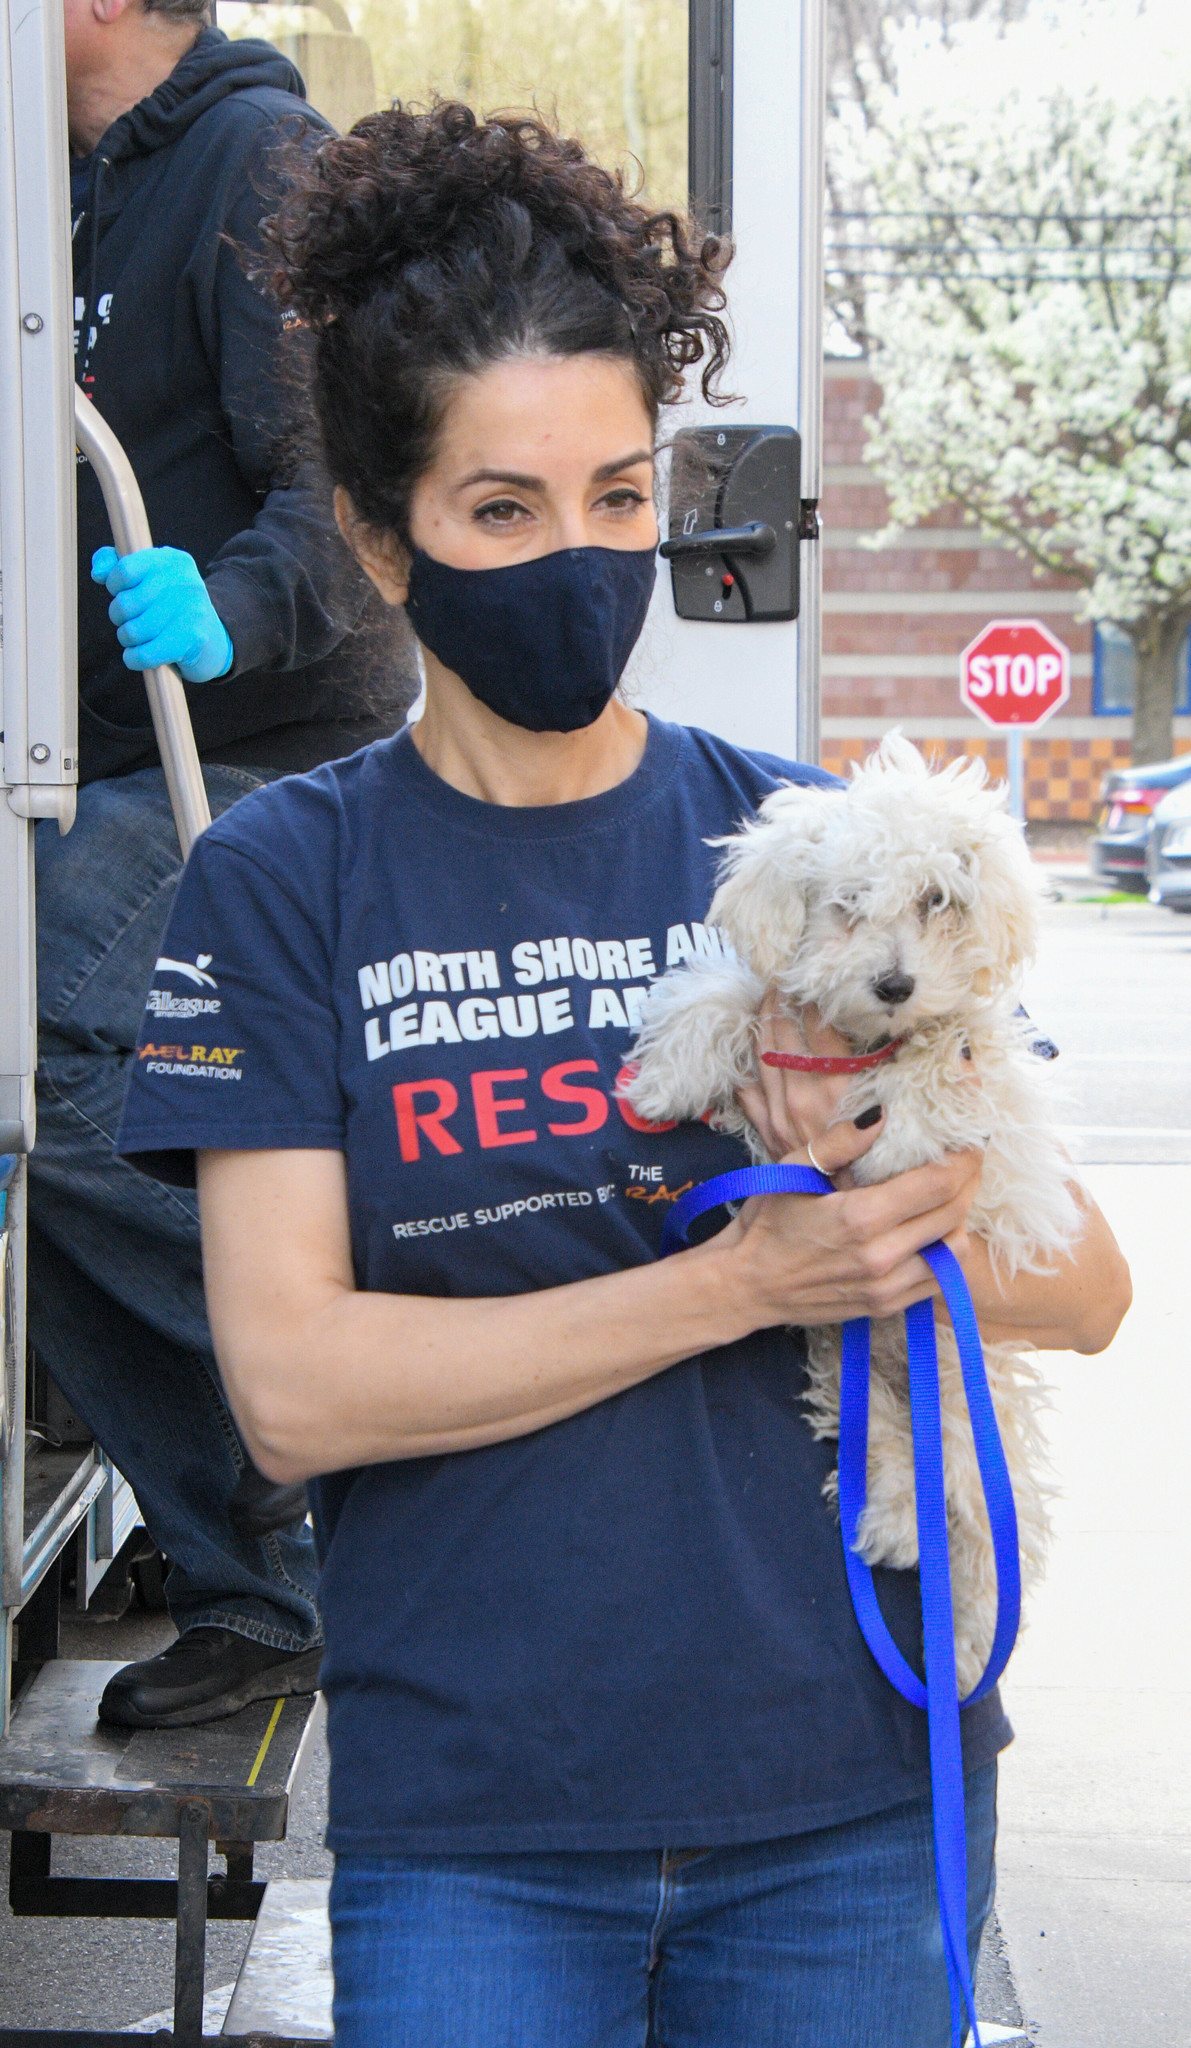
[261,102,733,544]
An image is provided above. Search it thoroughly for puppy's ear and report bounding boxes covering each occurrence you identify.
[870,728,930,783]
[708,783,837,982]
[965,814,1041,992]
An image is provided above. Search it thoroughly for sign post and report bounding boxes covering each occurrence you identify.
[959,619,1071,822]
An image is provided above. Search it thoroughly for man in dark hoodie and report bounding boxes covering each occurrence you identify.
[28,0,415,1727]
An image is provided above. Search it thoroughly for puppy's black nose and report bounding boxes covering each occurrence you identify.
[872,969,916,1007]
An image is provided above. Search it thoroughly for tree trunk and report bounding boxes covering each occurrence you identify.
[1131,611,1190,765]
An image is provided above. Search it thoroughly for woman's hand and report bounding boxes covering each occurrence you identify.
[728,991,983,1326]
[731,996,1123,1349]
[735,994,885,1167]
[717,1140,984,1329]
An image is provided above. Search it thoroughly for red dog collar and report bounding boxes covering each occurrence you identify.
[761,1037,904,1075]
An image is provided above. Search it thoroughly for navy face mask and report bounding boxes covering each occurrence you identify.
[405,544,658,734]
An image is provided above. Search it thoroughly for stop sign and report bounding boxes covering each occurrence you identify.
[960,619,1070,729]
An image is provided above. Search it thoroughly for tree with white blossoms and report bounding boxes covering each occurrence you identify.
[861,83,1191,765]
[825,0,1029,351]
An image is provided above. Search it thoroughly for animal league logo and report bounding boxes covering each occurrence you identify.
[146,952,222,1020]
[143,956,230,1065]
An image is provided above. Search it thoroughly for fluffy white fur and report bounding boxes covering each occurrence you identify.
[625,734,1081,1695]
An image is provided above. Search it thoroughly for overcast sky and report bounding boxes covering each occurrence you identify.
[887,0,1191,109]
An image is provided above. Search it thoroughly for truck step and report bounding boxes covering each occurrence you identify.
[0,1660,320,1844]
[222,1879,333,2040]
[0,1663,324,2044]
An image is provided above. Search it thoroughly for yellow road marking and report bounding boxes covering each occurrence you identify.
[246,1697,285,1786]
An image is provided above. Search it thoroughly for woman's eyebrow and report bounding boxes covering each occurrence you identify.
[455,450,655,493]
[456,467,545,492]
[592,448,654,481]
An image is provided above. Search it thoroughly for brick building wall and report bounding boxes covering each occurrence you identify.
[821,359,1191,819]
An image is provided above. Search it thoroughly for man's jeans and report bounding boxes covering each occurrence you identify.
[329,1765,998,2047]
[28,766,320,1652]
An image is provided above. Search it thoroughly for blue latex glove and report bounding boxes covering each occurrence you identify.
[91,545,234,683]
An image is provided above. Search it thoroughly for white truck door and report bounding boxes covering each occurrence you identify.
[631,0,824,766]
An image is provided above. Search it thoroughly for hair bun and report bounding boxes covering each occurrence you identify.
[260,102,732,545]
[266,102,726,338]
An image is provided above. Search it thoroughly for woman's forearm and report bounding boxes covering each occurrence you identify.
[958,1183,1131,1354]
[217,1240,756,1481]
[197,1144,981,1483]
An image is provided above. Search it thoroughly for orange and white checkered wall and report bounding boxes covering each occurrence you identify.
[819,731,1191,823]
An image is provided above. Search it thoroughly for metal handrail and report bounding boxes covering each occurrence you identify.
[73,387,211,857]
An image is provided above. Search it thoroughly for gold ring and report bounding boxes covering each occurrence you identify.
[806,1139,830,1178]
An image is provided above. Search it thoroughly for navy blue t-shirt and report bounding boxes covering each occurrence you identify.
[117,716,1010,1854]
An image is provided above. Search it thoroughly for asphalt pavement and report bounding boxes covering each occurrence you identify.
[993,870,1191,2048]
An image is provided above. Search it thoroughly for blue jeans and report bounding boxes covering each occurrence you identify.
[329,1765,997,2047]
[28,766,320,1651]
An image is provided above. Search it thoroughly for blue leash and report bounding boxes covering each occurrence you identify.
[661,1165,1023,2048]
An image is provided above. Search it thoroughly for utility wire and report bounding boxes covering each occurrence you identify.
[829,209,1191,223]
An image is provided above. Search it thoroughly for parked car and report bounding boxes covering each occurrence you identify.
[1091,755,1191,890]
[1146,775,1191,912]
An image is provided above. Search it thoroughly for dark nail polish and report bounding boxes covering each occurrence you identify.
[854,1103,882,1130]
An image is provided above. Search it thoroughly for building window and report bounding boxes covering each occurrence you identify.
[1093,623,1191,714]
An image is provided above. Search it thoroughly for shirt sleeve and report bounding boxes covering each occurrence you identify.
[115,826,344,1186]
[191,110,373,679]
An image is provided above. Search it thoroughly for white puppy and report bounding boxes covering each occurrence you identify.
[626,734,1082,1694]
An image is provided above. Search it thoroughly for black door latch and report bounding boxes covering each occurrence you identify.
[661,424,801,621]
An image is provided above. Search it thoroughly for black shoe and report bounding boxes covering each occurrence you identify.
[97,1627,323,1729]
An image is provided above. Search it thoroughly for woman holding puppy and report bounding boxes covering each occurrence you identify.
[116,106,1129,2047]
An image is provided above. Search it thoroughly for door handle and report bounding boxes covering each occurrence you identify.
[659,521,776,561]
[665,425,800,621]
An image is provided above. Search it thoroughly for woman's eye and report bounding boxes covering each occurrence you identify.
[598,487,648,514]
[474,497,533,526]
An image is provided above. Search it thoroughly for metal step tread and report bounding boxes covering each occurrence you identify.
[17,1447,107,1606]
[21,1448,100,1543]
[0,1662,320,1841]
[222,1878,333,2039]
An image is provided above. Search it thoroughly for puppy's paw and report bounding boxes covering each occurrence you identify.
[625,956,763,1125]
